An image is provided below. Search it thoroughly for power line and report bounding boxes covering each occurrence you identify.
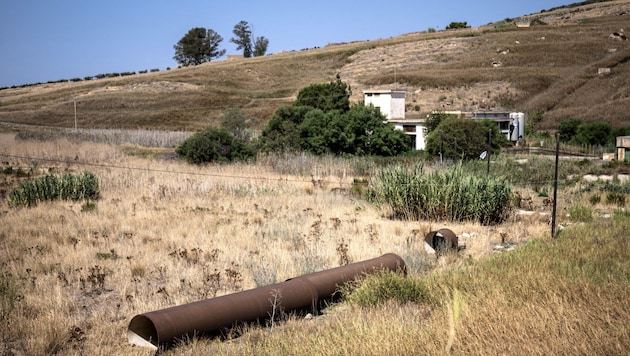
[0,152,573,189]
[0,153,354,187]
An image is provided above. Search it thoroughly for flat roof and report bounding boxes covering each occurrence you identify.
[363,89,406,94]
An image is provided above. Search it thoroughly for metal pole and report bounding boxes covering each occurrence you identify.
[439,128,443,164]
[487,129,492,175]
[74,98,77,131]
[551,133,560,238]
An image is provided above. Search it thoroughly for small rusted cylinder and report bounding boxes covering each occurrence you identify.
[424,228,458,251]
[128,253,406,349]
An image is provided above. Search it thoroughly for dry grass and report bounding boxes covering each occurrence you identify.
[0,132,564,355]
[2,132,628,355]
[2,1,630,131]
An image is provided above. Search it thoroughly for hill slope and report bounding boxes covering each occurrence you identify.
[1,0,629,131]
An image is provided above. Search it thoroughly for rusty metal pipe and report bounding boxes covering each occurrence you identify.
[128,253,406,349]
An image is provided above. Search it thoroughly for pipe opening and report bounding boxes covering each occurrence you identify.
[128,315,159,349]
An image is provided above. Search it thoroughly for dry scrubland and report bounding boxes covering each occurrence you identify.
[1,133,629,355]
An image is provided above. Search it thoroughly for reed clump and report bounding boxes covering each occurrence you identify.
[370,164,512,225]
[7,171,99,207]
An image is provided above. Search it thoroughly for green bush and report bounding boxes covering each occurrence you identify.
[370,164,512,225]
[7,171,99,207]
[176,127,255,164]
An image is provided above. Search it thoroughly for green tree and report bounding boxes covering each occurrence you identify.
[558,117,582,142]
[231,21,253,57]
[525,109,544,135]
[573,121,613,146]
[259,77,409,156]
[426,112,455,134]
[298,104,410,156]
[425,117,488,160]
[341,105,410,156]
[173,27,226,66]
[221,107,256,142]
[258,105,313,153]
[296,74,351,113]
[445,21,470,30]
[479,119,511,151]
[176,127,254,164]
[253,36,269,57]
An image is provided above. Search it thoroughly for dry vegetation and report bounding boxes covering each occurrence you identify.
[1,129,629,355]
[1,1,629,131]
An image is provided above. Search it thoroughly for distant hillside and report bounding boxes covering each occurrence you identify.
[1,0,628,132]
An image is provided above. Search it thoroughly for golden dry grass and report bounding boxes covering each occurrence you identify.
[0,132,569,355]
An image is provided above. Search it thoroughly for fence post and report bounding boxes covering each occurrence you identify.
[551,133,560,238]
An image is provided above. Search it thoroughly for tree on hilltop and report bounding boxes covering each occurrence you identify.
[231,21,269,57]
[173,27,226,66]
[446,21,470,30]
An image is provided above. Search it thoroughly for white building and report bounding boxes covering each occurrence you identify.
[363,90,406,120]
[363,90,525,151]
[364,90,428,150]
[444,111,526,142]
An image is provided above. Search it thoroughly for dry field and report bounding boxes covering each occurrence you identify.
[0,133,565,355]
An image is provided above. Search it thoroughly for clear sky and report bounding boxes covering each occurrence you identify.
[0,0,572,88]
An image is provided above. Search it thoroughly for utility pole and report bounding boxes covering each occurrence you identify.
[551,133,560,238]
[74,98,77,131]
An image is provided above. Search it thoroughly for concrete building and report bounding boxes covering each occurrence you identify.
[363,90,525,151]
[363,90,406,120]
[364,90,428,150]
[617,136,630,161]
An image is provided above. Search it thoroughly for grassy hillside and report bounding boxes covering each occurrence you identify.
[1,1,629,132]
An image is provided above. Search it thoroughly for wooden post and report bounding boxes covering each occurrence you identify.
[551,133,560,238]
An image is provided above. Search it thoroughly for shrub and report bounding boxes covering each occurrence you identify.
[176,127,255,164]
[7,171,100,207]
[370,164,512,225]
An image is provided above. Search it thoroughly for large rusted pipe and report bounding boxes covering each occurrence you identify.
[128,253,406,349]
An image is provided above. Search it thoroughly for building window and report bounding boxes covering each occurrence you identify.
[403,125,416,133]
[498,121,509,131]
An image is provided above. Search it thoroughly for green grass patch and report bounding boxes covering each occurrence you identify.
[343,270,434,307]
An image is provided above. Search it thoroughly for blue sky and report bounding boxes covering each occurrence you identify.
[0,1,572,88]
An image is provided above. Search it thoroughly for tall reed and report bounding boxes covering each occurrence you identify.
[7,171,99,207]
[370,163,512,225]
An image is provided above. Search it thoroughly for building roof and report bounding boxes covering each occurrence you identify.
[363,89,406,94]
